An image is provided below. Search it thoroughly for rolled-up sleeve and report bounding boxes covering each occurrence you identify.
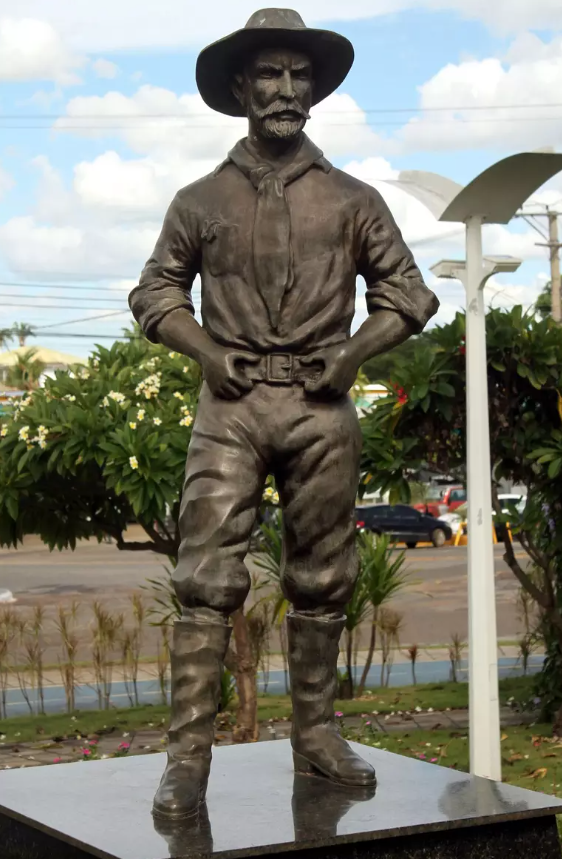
[356,186,439,333]
[129,192,200,343]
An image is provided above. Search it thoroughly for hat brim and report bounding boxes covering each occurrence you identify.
[196,27,354,117]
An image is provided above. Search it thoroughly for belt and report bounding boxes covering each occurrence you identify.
[245,353,322,385]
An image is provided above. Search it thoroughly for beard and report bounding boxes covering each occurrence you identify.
[249,96,309,140]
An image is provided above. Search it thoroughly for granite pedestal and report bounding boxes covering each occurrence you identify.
[0,740,561,859]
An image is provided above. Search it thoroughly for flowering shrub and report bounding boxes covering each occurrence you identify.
[0,333,200,553]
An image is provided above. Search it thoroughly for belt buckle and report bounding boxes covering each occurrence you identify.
[266,353,293,384]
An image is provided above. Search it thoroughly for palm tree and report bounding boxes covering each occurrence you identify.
[342,570,371,698]
[0,328,13,350]
[355,532,410,696]
[11,322,35,347]
[250,510,291,693]
[6,349,45,391]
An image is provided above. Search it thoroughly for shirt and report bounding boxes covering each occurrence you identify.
[129,135,439,354]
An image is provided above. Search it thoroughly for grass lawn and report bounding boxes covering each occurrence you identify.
[0,676,536,745]
[343,722,562,799]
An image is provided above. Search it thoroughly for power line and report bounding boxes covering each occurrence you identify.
[8,116,562,130]
[0,302,132,311]
[0,268,136,280]
[21,331,139,340]
[34,311,130,329]
[0,281,134,294]
[0,292,128,304]
[5,102,562,119]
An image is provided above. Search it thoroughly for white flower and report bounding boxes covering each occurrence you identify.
[0,426,7,438]
[263,487,279,503]
[173,392,184,401]
[129,456,139,470]
[18,426,30,441]
[37,425,47,436]
[108,391,126,404]
[169,351,178,358]
[183,365,189,373]
[153,417,162,426]
[129,422,137,430]
[80,369,90,380]
[136,409,145,421]
[64,395,76,402]
[179,415,193,427]
[135,373,161,400]
[101,397,109,408]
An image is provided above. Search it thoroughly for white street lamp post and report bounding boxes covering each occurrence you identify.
[431,249,522,780]
[385,152,562,780]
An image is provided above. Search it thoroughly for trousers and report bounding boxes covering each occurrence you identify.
[174,381,362,615]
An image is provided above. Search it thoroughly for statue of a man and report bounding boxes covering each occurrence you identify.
[130,8,438,820]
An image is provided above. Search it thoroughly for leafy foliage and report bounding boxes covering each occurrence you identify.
[0,333,200,554]
[360,306,562,722]
[5,349,45,391]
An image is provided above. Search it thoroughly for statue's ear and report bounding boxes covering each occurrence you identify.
[232,73,245,110]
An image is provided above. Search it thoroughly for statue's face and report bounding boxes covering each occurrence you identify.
[235,47,312,140]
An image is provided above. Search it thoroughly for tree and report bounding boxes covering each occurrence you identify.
[355,532,409,697]
[360,307,562,728]
[0,334,196,553]
[11,323,35,348]
[362,336,430,384]
[0,328,13,350]
[0,332,260,736]
[536,281,552,320]
[6,349,45,391]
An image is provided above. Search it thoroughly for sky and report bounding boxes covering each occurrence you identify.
[1,0,562,359]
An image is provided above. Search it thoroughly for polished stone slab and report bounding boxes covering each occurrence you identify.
[0,740,561,859]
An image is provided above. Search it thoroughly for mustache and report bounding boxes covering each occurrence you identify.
[253,100,310,121]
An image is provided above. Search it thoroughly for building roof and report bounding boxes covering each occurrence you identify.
[0,346,86,368]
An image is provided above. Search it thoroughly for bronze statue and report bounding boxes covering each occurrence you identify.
[129,7,439,820]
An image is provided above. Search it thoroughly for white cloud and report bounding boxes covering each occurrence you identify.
[397,33,562,153]
[55,86,246,161]
[0,18,83,84]
[309,95,388,159]
[73,151,174,219]
[0,215,157,281]
[0,165,14,201]
[92,58,119,79]
[427,0,562,34]
[8,1,562,53]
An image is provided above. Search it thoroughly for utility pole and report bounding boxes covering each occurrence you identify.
[548,210,561,323]
[517,205,562,322]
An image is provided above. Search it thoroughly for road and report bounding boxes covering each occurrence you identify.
[3,657,544,717]
[0,534,529,663]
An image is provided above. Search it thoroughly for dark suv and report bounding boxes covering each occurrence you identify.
[356,504,452,548]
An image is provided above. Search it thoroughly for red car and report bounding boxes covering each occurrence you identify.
[414,485,466,517]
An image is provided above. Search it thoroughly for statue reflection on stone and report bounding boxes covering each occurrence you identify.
[130,7,439,820]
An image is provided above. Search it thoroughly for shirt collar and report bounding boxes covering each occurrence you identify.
[215,134,332,187]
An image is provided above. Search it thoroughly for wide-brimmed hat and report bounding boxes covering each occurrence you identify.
[196,8,354,117]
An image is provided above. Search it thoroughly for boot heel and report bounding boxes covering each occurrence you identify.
[293,752,315,775]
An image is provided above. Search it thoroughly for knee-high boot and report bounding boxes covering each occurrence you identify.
[287,611,376,787]
[153,618,231,819]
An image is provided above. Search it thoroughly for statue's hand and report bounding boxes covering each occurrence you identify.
[201,346,260,400]
[300,344,359,400]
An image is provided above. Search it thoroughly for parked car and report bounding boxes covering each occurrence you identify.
[440,494,527,541]
[414,485,466,517]
[356,504,453,548]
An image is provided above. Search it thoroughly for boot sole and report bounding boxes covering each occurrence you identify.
[293,751,377,788]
